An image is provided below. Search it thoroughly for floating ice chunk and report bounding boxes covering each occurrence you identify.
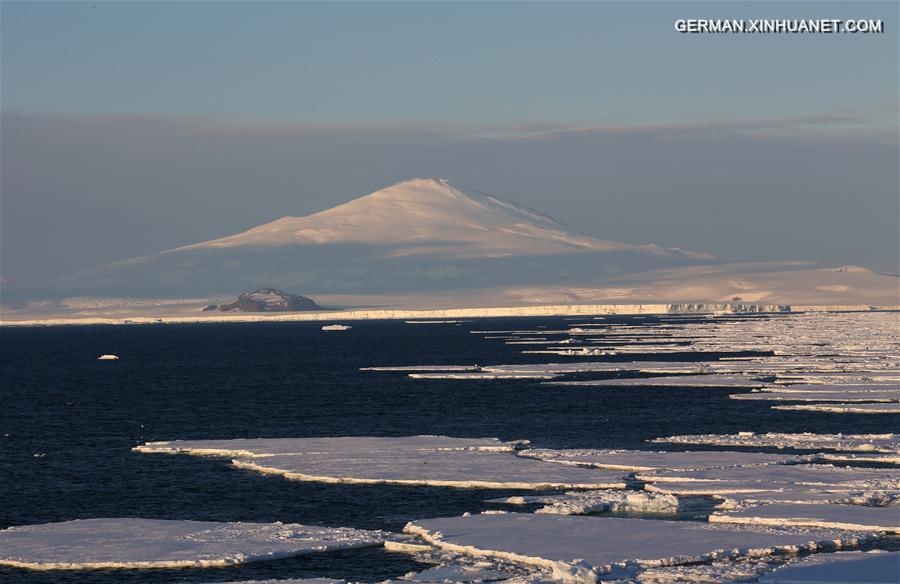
[518,449,803,471]
[135,435,520,457]
[817,452,900,465]
[710,503,900,532]
[638,464,897,489]
[321,324,351,331]
[221,580,346,584]
[361,365,478,372]
[765,383,900,393]
[0,518,382,570]
[774,403,900,414]
[403,513,867,580]
[758,551,900,584]
[651,433,900,454]
[409,372,559,380]
[135,436,626,490]
[406,562,512,582]
[97,354,119,360]
[484,362,713,375]
[731,391,899,402]
[492,490,681,515]
[549,375,767,388]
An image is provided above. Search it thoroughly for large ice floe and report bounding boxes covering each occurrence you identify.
[517,448,803,471]
[402,513,870,582]
[549,375,768,388]
[758,550,900,584]
[730,390,899,402]
[773,402,900,414]
[709,502,900,532]
[651,432,900,454]
[0,518,382,570]
[134,436,627,489]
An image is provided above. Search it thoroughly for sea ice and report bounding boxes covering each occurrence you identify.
[408,372,559,380]
[549,375,767,388]
[651,433,900,454]
[730,391,899,402]
[710,503,900,532]
[491,490,681,515]
[773,403,900,414]
[135,436,627,490]
[0,518,382,570]
[517,449,803,471]
[758,550,900,584]
[403,513,868,581]
[637,464,897,489]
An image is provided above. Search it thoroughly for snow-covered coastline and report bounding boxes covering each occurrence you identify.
[1,303,896,327]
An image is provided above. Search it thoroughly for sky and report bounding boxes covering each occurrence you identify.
[1,1,898,297]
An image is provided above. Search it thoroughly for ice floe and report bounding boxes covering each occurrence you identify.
[758,550,900,584]
[135,435,628,489]
[490,490,681,515]
[409,372,559,380]
[637,463,897,488]
[773,403,900,414]
[710,502,900,532]
[0,518,382,570]
[403,513,870,581]
[651,433,900,454]
[550,375,767,388]
[731,390,899,402]
[517,449,803,471]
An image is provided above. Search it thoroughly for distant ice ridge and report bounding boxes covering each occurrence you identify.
[134,435,627,489]
[0,518,382,570]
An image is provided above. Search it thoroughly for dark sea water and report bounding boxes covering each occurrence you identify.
[1,317,896,582]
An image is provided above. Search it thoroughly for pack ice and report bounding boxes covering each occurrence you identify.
[0,518,382,570]
[402,513,869,582]
[758,550,900,584]
[134,435,627,489]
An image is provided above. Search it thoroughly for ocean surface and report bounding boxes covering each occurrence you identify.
[1,316,896,582]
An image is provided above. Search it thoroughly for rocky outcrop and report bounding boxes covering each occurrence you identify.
[211,288,322,312]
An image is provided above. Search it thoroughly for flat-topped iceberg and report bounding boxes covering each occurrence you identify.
[403,513,869,581]
[0,518,382,570]
[135,435,627,490]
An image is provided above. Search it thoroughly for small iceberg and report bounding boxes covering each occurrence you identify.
[97,354,119,360]
[321,324,351,331]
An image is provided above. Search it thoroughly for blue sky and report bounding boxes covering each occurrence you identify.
[3,1,897,125]
[1,1,898,294]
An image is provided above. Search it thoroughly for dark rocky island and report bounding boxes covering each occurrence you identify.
[205,288,323,312]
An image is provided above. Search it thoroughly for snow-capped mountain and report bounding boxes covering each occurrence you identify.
[175,178,699,259]
[50,178,895,308]
[69,179,712,298]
